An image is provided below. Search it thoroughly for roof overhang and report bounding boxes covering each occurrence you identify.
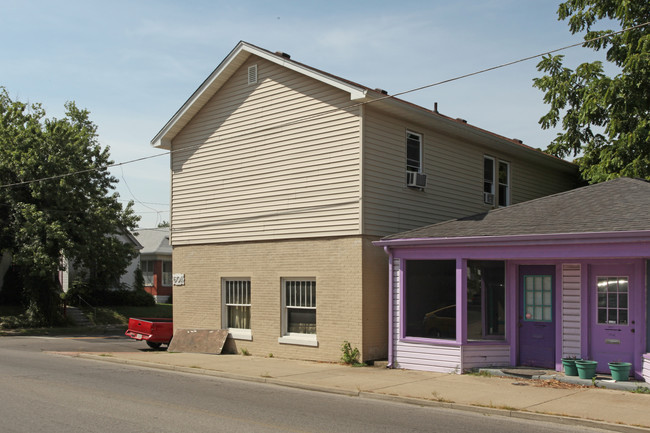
[151,41,368,150]
[375,230,650,249]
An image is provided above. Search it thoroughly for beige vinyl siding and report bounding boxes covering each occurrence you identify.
[170,57,362,244]
[362,107,577,237]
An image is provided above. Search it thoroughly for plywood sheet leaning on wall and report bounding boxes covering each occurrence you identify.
[168,329,228,354]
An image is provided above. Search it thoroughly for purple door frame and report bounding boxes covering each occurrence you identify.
[518,265,556,368]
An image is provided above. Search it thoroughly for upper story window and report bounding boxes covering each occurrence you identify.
[483,156,510,207]
[406,131,422,173]
[484,156,495,195]
[498,161,510,207]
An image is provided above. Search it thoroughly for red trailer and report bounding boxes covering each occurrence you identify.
[125,317,173,349]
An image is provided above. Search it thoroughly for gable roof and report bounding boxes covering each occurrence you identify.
[150,41,575,174]
[381,177,650,241]
[133,228,172,256]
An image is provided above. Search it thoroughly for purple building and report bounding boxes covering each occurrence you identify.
[375,178,650,380]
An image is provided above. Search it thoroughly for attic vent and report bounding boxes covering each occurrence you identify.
[248,65,258,85]
[456,118,467,123]
[513,138,523,144]
[374,88,388,95]
[275,51,291,59]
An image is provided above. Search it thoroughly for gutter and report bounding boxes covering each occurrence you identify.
[384,246,394,368]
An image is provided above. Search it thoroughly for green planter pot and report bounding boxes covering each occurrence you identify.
[608,362,631,381]
[561,358,580,376]
[575,360,598,379]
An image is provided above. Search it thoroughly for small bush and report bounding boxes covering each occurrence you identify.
[340,340,361,365]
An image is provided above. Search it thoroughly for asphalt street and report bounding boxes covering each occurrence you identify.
[0,336,616,433]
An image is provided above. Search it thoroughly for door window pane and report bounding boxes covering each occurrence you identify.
[523,275,552,322]
[596,276,629,325]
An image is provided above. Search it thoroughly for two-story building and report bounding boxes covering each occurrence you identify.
[151,41,578,362]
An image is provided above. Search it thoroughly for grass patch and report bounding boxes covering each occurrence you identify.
[466,369,493,377]
[631,386,650,394]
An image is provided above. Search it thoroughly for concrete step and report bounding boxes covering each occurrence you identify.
[65,306,94,326]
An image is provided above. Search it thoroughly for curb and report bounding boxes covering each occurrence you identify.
[70,353,649,433]
[482,368,650,392]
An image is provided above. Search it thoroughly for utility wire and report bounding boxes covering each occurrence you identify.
[1,21,647,190]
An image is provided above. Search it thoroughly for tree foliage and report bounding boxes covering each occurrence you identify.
[533,0,650,182]
[0,89,140,324]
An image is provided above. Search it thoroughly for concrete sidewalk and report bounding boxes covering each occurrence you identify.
[60,351,650,432]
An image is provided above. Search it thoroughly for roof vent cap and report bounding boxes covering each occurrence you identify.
[275,51,291,59]
[374,88,388,95]
[456,118,467,123]
[513,138,523,144]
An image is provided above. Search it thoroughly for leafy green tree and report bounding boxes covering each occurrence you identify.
[533,0,649,182]
[0,89,139,324]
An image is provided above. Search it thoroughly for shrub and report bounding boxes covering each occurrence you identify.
[340,340,361,365]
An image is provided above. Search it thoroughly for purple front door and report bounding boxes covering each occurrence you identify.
[519,265,555,368]
[589,264,635,373]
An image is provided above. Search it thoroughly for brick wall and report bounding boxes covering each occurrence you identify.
[172,236,387,362]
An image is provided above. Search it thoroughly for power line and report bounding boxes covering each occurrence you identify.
[1,21,647,191]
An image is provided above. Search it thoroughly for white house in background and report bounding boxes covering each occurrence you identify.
[59,231,142,292]
[134,228,173,303]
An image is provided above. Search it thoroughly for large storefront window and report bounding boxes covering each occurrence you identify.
[467,260,505,340]
[405,260,456,339]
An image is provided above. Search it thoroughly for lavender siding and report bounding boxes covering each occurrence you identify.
[461,345,510,370]
[561,264,582,358]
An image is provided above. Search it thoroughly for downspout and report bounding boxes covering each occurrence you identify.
[384,246,394,368]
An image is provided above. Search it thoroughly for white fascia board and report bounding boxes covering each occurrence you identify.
[243,44,367,101]
[151,41,367,149]
[151,43,251,149]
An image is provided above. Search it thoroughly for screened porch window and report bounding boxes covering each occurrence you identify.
[466,260,505,340]
[405,260,456,340]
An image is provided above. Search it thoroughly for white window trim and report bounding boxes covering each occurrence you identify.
[221,278,252,340]
[406,130,423,173]
[278,278,318,347]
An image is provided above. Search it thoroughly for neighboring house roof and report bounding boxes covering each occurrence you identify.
[381,177,650,241]
[150,41,574,174]
[122,230,144,250]
[133,228,172,256]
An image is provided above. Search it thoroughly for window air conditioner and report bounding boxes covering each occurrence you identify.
[406,171,427,188]
[484,192,495,205]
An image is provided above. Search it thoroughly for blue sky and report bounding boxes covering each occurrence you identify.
[1,0,607,227]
